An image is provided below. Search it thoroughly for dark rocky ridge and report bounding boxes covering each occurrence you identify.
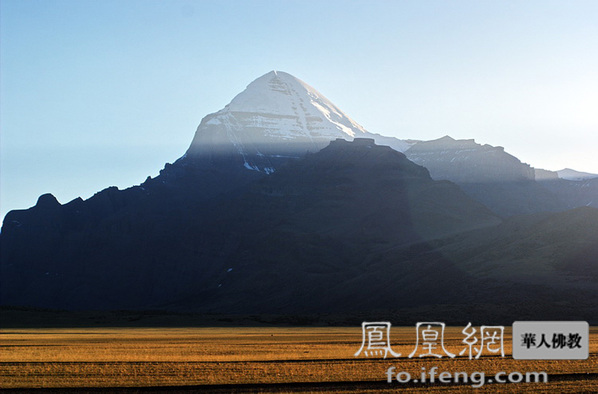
[2,68,597,321]
[1,139,596,321]
[406,136,535,183]
[405,136,568,216]
[1,139,501,312]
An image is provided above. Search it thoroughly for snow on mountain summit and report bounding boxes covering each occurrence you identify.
[184,71,409,173]
[186,71,390,173]
[225,70,367,138]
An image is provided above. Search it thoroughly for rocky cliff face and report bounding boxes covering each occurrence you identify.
[534,168,559,181]
[403,136,567,216]
[405,136,535,183]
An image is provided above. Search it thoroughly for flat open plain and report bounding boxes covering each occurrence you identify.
[1,327,597,392]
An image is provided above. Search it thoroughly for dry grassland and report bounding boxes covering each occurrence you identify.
[1,326,597,392]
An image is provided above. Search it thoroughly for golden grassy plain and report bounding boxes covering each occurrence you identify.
[1,326,597,392]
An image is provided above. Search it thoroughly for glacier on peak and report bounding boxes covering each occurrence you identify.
[224,70,367,138]
[184,71,409,173]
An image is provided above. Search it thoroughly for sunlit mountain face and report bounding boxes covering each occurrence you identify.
[184,71,411,172]
[181,71,597,217]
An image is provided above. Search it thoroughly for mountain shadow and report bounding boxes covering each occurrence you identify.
[1,139,500,313]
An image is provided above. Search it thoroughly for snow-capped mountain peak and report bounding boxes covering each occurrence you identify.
[185,71,391,173]
[184,71,412,173]
[223,70,367,138]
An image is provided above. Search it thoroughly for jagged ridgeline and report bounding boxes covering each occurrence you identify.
[1,71,597,320]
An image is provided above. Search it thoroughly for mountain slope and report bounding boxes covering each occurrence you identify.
[405,136,566,216]
[406,136,535,183]
[435,206,598,286]
[0,139,501,312]
[557,168,598,181]
[185,70,410,172]
[1,71,597,320]
[183,71,593,217]
[3,139,594,318]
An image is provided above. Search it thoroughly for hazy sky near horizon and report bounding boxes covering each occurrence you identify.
[1,0,597,220]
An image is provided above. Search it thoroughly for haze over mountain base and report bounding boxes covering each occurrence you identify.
[1,71,597,322]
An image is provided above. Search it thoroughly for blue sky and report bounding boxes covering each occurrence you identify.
[1,0,597,220]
